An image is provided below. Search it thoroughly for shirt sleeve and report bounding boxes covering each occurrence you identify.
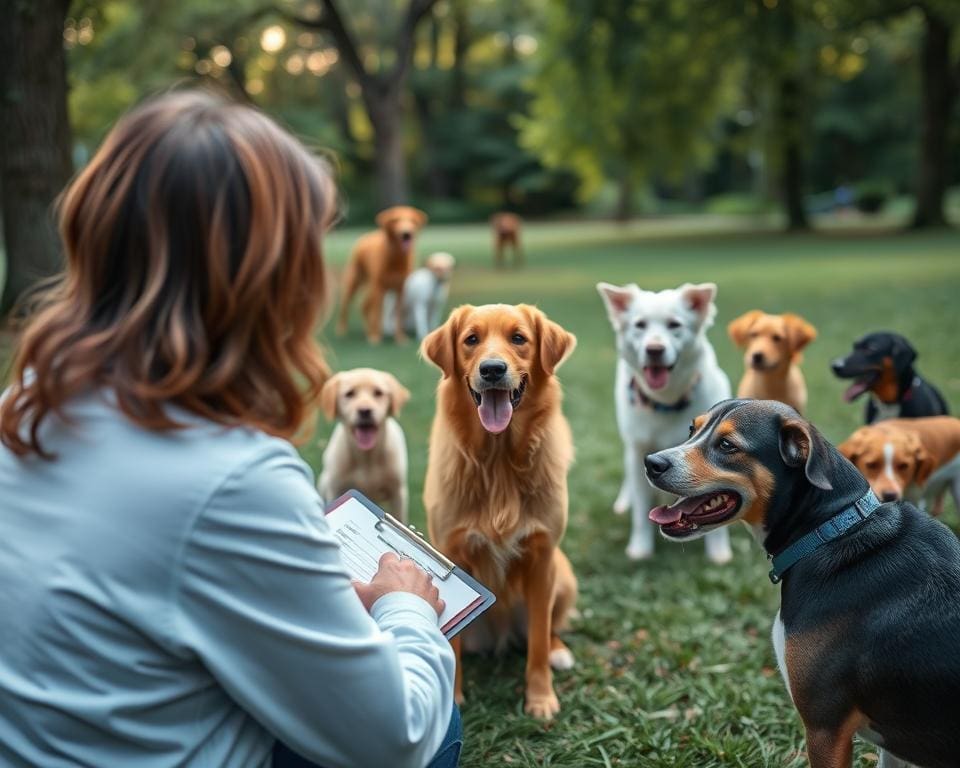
[171,441,455,768]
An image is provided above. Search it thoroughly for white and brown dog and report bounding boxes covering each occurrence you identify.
[384,252,456,341]
[317,368,411,521]
[838,416,960,515]
[598,282,733,563]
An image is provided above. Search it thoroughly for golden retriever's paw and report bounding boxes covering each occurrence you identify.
[365,335,383,346]
[524,692,560,720]
[549,646,575,671]
[625,541,654,561]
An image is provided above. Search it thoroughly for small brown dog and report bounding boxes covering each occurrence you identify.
[421,303,578,720]
[336,206,428,344]
[490,212,522,268]
[838,416,960,514]
[728,310,817,414]
[317,368,411,521]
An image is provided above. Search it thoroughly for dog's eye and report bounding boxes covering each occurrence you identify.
[511,333,527,345]
[344,389,356,399]
[688,424,696,437]
[865,461,879,471]
[464,334,479,346]
[897,462,910,472]
[749,331,758,338]
[772,334,783,343]
[373,388,384,398]
[717,438,738,454]
[667,320,682,330]
[634,319,647,329]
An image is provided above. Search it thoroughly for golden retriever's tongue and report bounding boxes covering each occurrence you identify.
[643,365,670,390]
[353,425,379,450]
[478,389,513,434]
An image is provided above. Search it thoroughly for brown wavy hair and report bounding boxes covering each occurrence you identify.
[1,91,334,457]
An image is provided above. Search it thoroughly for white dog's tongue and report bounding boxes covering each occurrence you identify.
[353,425,379,450]
[643,365,670,390]
[478,389,513,433]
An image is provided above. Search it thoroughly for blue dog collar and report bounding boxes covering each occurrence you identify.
[768,490,882,584]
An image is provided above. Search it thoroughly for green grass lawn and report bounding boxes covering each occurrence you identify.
[2,217,958,766]
[315,218,960,767]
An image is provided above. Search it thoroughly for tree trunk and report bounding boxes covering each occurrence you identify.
[778,74,809,231]
[912,9,954,229]
[369,98,409,207]
[615,174,633,222]
[0,0,73,318]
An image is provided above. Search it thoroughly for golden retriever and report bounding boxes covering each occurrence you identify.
[336,206,428,344]
[728,310,817,414]
[317,368,411,521]
[490,212,522,268]
[420,303,578,720]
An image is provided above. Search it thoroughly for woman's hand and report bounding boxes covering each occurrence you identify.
[353,552,445,617]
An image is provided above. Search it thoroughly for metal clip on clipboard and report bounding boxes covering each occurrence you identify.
[374,513,455,581]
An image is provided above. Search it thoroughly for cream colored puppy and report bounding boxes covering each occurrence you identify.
[318,368,411,521]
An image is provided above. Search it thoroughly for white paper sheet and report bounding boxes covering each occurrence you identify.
[326,496,483,631]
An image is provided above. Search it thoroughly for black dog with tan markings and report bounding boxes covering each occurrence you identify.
[644,399,960,768]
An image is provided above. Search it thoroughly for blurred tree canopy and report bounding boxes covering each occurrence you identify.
[1,0,958,314]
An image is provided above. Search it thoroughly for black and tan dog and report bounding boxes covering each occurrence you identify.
[831,331,948,423]
[644,399,960,768]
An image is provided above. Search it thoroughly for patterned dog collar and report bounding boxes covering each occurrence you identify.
[629,375,700,413]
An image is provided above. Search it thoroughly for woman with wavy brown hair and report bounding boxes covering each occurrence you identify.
[0,92,459,768]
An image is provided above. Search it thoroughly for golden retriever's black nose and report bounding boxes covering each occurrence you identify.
[882,491,899,502]
[752,352,765,366]
[400,231,413,241]
[479,359,508,382]
[645,453,671,478]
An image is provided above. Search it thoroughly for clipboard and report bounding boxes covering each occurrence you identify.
[325,490,496,639]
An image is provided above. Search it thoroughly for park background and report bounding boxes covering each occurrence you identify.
[2,1,960,766]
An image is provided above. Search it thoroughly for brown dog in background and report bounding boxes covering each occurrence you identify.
[336,206,428,344]
[490,212,522,268]
[421,303,578,720]
[728,310,817,414]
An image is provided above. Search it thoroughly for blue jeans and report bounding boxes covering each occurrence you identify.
[272,707,462,768]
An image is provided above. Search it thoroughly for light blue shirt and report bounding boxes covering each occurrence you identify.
[0,392,454,768]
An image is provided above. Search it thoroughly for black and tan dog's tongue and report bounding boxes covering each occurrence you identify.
[478,389,513,433]
[843,380,870,402]
[648,497,703,525]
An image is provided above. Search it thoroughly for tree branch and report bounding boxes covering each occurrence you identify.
[389,0,440,87]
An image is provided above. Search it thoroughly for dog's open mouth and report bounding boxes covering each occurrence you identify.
[842,372,879,402]
[469,378,526,434]
[648,491,742,537]
[643,364,674,390]
[352,423,380,450]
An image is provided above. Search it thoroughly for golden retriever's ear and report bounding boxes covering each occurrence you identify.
[727,310,763,347]
[412,208,428,228]
[784,313,817,355]
[837,428,868,465]
[532,308,577,376]
[596,282,634,328]
[319,373,341,420]
[384,373,411,417]
[375,208,397,229]
[910,433,936,487]
[420,306,467,378]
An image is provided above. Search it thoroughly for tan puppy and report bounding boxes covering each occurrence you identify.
[421,304,577,720]
[317,368,411,521]
[728,310,817,414]
[336,206,428,344]
[838,416,960,514]
[490,212,522,268]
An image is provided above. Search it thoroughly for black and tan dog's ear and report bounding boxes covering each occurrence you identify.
[319,373,342,420]
[908,432,937,487]
[891,334,918,371]
[597,282,635,329]
[784,313,817,355]
[529,307,576,376]
[383,373,411,417]
[420,306,468,378]
[727,310,763,347]
[837,427,869,465]
[779,417,834,490]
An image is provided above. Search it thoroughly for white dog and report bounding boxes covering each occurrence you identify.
[384,252,455,341]
[317,368,411,522]
[597,281,733,564]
